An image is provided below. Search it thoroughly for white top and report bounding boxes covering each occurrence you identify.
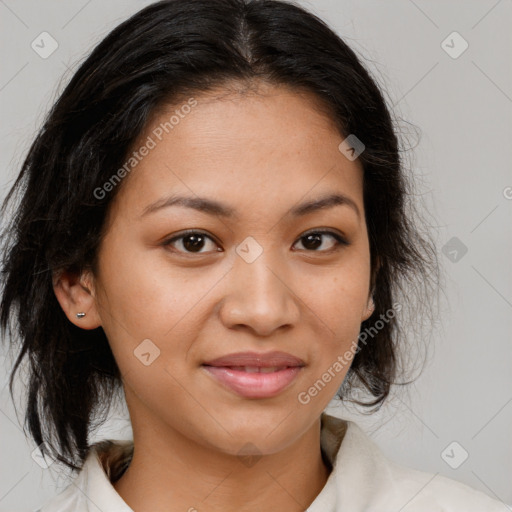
[37,413,507,511]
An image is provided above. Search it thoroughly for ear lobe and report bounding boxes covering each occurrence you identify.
[52,268,102,330]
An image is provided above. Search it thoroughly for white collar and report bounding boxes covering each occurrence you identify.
[40,413,506,511]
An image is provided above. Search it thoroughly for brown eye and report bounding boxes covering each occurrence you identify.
[293,230,349,252]
[163,231,220,254]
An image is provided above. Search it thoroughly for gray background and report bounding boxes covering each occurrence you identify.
[1,0,511,510]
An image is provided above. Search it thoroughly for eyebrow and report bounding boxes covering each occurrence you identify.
[141,192,360,220]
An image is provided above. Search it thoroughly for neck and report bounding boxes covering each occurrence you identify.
[113,416,330,512]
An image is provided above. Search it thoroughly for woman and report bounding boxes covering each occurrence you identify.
[0,0,505,510]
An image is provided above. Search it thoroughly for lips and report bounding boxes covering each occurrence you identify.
[203,351,305,368]
[226,366,287,373]
[202,351,305,399]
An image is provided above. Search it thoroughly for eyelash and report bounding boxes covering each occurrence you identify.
[162,229,349,256]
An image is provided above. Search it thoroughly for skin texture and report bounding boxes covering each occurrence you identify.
[54,81,375,511]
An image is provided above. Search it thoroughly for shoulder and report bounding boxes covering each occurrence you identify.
[36,439,134,512]
[322,413,508,511]
[37,471,87,512]
[378,453,507,511]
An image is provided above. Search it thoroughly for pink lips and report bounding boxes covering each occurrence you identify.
[202,351,305,399]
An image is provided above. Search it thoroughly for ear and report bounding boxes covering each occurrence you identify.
[52,268,102,330]
[369,255,381,294]
[361,254,380,322]
[361,294,375,322]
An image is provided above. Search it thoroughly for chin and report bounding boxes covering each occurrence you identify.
[190,408,312,456]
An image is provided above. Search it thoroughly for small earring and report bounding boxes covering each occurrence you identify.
[76,312,86,319]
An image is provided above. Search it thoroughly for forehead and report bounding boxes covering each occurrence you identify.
[110,83,364,221]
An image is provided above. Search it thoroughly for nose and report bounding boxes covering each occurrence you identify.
[218,248,300,337]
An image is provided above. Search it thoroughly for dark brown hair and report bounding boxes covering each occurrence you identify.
[0,0,440,471]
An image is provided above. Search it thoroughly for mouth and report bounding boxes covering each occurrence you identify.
[202,351,305,399]
[218,365,291,373]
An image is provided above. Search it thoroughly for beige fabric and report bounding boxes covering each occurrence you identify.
[37,413,508,512]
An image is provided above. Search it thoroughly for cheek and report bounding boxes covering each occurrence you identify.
[94,238,230,378]
[296,261,369,384]
[298,262,369,334]
[95,239,189,330]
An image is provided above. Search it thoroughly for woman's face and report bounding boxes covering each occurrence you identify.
[82,83,373,455]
